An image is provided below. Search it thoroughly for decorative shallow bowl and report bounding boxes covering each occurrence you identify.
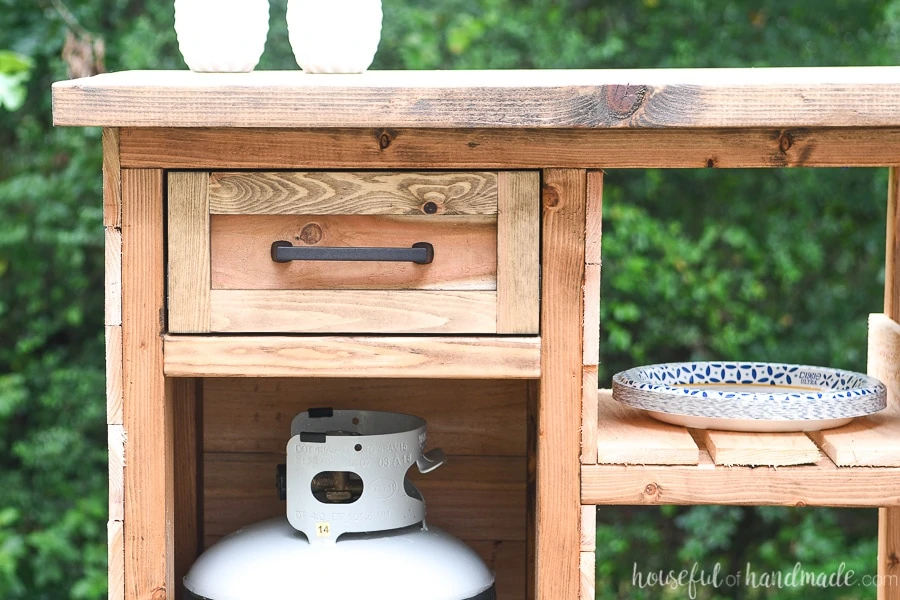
[612,362,886,432]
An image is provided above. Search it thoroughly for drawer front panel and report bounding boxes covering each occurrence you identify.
[168,171,539,334]
[210,214,497,290]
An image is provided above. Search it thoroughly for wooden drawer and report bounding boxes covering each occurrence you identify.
[167,171,540,334]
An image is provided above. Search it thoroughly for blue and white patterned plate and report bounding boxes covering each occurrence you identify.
[612,362,887,432]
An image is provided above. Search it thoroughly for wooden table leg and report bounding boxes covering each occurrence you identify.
[122,169,170,600]
[536,169,586,599]
[879,167,900,599]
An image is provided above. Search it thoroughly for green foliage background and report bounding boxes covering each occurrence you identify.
[2,0,898,598]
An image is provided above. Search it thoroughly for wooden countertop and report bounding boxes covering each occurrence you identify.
[52,67,900,129]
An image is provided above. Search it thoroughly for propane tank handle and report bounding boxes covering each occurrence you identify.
[416,448,446,474]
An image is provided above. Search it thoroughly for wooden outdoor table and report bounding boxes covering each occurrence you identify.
[53,68,900,600]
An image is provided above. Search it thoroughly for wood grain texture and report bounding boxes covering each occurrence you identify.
[208,171,498,215]
[536,168,586,600]
[103,128,121,227]
[171,379,200,600]
[468,541,526,600]
[887,168,900,318]
[106,325,123,425]
[581,366,599,465]
[163,335,541,378]
[108,520,124,600]
[582,264,600,366]
[595,389,700,465]
[108,425,125,522]
[582,459,900,507]
[105,228,121,326]
[580,505,596,552]
[121,169,170,600]
[210,214,497,291]
[580,552,595,600]
[808,314,900,467]
[203,453,525,543]
[167,171,211,333]
[699,429,821,467]
[497,171,540,334]
[585,171,602,266]
[202,378,527,456]
[52,68,900,128]
[208,289,497,334]
[882,171,900,598]
[526,379,538,600]
[118,127,900,170]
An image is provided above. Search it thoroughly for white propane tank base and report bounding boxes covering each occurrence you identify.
[183,518,496,600]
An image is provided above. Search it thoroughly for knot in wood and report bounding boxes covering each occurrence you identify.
[605,84,647,120]
[889,552,900,569]
[542,184,561,208]
[376,128,396,150]
[299,223,323,245]
[643,482,659,496]
[778,131,794,153]
[150,587,167,600]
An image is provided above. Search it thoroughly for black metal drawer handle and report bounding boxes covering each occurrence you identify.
[271,241,434,265]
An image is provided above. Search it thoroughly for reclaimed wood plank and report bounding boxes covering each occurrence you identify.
[582,458,900,506]
[119,127,900,170]
[121,168,169,600]
[105,228,121,326]
[108,520,124,600]
[202,378,527,456]
[209,289,497,334]
[585,171,602,266]
[699,429,821,467]
[581,366,599,465]
[881,170,900,598]
[167,171,211,333]
[210,214,497,291]
[164,335,541,378]
[536,168,585,600]
[888,168,900,318]
[171,379,200,600]
[596,389,700,465]
[497,171,540,333]
[108,425,124,522]
[105,325,123,425]
[526,379,538,600]
[580,552,595,600]
[583,264,600,366]
[580,505,596,552]
[53,68,900,129]
[209,171,498,215]
[102,128,121,227]
[203,453,525,543]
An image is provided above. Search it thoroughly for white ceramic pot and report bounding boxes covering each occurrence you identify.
[174,0,270,73]
[286,0,382,73]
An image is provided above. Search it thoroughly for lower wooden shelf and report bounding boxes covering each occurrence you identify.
[163,334,541,378]
[582,390,900,507]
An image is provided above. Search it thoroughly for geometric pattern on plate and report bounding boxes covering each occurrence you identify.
[612,362,886,421]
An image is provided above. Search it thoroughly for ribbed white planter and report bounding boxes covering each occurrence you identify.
[175,0,270,73]
[286,0,382,74]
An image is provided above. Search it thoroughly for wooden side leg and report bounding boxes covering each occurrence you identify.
[535,169,586,599]
[879,166,900,599]
[122,169,170,600]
